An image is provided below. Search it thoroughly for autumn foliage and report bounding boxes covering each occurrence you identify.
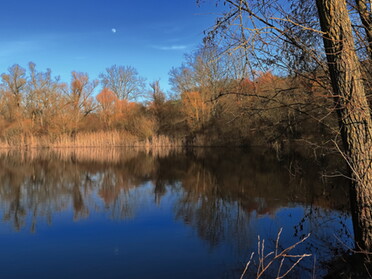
[0,59,340,148]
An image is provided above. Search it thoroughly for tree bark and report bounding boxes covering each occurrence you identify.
[316,0,372,251]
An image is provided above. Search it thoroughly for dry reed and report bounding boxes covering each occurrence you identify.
[0,131,184,149]
[240,228,312,279]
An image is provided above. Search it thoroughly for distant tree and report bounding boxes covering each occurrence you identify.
[149,80,165,105]
[170,45,234,135]
[148,80,166,133]
[25,62,64,134]
[181,91,210,132]
[99,65,146,101]
[169,65,195,94]
[169,44,229,96]
[96,88,118,129]
[1,64,26,107]
[0,64,27,121]
[65,72,98,134]
[116,100,155,139]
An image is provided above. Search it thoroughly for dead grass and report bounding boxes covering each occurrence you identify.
[0,131,184,149]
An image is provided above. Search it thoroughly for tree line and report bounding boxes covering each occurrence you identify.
[0,48,342,150]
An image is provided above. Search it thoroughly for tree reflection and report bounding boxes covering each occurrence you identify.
[0,148,349,252]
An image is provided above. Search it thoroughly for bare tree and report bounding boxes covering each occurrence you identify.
[169,44,230,96]
[25,62,64,133]
[149,80,165,104]
[1,64,26,106]
[65,72,98,134]
[204,0,372,252]
[99,65,146,101]
[1,64,27,121]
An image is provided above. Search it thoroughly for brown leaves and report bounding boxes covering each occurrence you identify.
[96,88,118,109]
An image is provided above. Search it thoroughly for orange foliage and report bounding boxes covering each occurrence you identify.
[96,88,118,109]
[182,91,205,112]
[96,88,120,128]
[114,99,128,116]
[254,71,277,84]
[239,78,255,92]
[181,91,210,130]
[71,72,88,93]
[116,100,139,118]
[72,79,82,92]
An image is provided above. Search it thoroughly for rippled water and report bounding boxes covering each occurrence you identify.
[0,148,352,278]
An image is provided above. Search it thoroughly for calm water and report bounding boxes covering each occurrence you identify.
[0,148,352,278]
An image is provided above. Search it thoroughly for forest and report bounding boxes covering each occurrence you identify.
[0,45,356,152]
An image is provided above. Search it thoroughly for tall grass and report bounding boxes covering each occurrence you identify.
[0,131,184,149]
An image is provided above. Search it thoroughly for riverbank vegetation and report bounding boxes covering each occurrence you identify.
[0,49,344,152]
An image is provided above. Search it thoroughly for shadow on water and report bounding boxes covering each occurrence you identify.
[0,147,352,278]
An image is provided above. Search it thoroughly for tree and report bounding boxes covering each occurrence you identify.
[147,81,186,137]
[149,80,165,106]
[25,62,64,134]
[181,91,208,131]
[170,45,234,135]
[65,72,98,134]
[205,0,372,252]
[96,88,118,129]
[1,64,27,121]
[316,0,372,252]
[99,65,146,101]
[148,80,166,134]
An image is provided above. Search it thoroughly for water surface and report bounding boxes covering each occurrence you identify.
[0,148,352,278]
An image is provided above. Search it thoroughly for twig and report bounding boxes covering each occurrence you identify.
[240,252,255,279]
[240,229,312,279]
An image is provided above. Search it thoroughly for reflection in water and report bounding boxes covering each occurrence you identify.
[0,148,352,278]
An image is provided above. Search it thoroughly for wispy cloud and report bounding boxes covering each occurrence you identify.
[0,40,41,57]
[151,45,188,51]
[0,31,96,58]
[149,23,184,35]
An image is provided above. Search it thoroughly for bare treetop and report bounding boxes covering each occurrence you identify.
[99,65,146,101]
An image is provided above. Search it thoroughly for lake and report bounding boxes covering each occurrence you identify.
[0,148,352,278]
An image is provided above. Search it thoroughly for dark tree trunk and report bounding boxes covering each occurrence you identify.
[316,0,372,251]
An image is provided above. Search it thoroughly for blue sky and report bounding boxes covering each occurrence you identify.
[0,0,221,93]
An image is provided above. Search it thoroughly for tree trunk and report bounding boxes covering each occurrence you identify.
[316,0,372,251]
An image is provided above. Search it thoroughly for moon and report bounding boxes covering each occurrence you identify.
[111,28,117,33]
